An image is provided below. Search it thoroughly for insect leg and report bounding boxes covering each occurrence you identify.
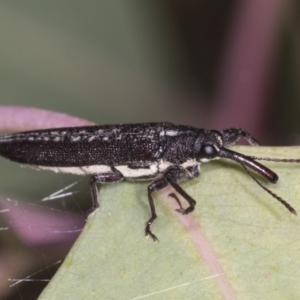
[222,128,259,146]
[89,170,123,213]
[146,178,168,241]
[168,193,184,211]
[164,166,196,215]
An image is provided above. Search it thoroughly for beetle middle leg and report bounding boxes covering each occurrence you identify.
[89,169,123,213]
[146,178,169,241]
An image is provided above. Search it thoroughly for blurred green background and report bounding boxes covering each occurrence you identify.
[0,1,299,299]
[0,1,299,138]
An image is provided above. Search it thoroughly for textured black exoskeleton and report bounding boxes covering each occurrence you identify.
[0,122,297,240]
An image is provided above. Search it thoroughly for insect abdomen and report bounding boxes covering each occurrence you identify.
[0,124,166,167]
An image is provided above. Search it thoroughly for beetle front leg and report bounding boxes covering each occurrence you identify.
[221,128,259,146]
[89,170,123,213]
[164,165,197,215]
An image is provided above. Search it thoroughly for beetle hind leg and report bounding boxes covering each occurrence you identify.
[89,170,123,214]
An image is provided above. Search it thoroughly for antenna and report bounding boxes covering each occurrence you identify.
[242,165,297,215]
[219,148,297,215]
[250,156,300,163]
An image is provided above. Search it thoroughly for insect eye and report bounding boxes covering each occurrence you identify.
[198,145,218,159]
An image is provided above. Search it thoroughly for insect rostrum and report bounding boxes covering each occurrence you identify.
[0,122,297,240]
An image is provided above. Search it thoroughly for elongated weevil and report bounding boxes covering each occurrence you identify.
[0,122,298,240]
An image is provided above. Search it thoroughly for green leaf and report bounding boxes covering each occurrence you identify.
[39,147,300,300]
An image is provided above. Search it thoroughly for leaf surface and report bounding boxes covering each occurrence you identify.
[39,147,300,300]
